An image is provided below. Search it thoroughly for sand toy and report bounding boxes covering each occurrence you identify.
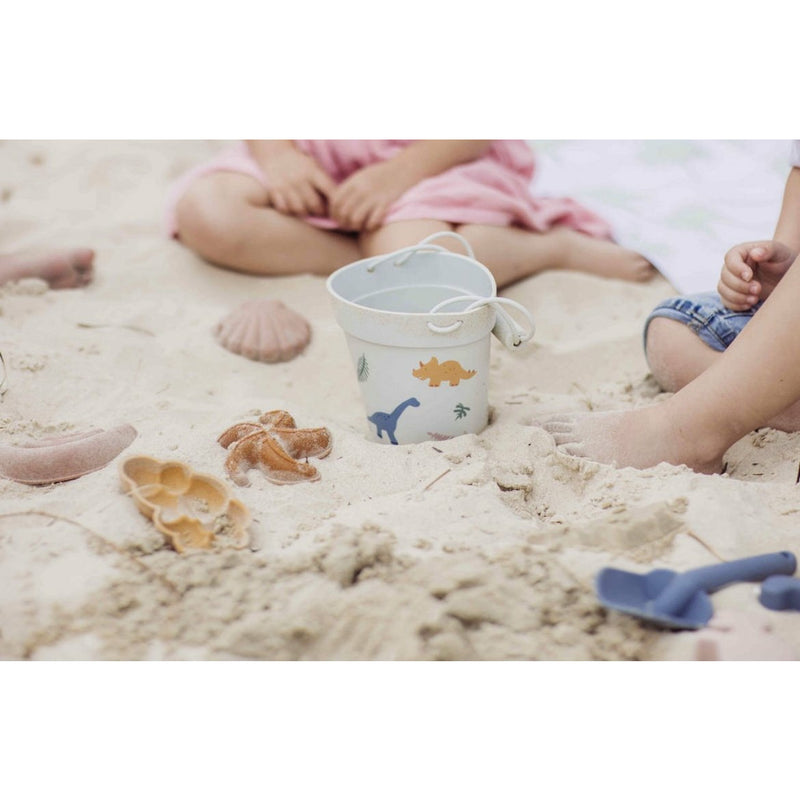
[214,299,311,363]
[120,455,251,552]
[759,575,800,612]
[596,551,797,630]
[327,232,535,444]
[218,410,332,487]
[1,425,136,485]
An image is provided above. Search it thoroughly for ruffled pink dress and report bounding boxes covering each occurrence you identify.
[165,140,612,240]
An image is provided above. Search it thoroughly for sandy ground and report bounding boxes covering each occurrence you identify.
[1,140,799,661]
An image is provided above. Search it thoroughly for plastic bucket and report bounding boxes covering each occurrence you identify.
[326,233,535,445]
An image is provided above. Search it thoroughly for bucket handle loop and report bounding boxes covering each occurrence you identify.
[365,232,476,273]
[428,295,536,350]
[395,231,476,263]
[426,319,464,334]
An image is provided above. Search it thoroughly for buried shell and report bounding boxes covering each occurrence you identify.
[214,299,311,363]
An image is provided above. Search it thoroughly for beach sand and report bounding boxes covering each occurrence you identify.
[1,140,798,661]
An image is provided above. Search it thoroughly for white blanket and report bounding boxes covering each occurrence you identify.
[530,140,791,294]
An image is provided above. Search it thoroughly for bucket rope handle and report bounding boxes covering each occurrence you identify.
[365,232,476,273]
[395,231,476,263]
[426,319,464,334]
[428,295,536,349]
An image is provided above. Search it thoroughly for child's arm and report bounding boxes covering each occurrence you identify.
[329,141,492,232]
[246,140,336,217]
[718,167,800,310]
[774,167,800,251]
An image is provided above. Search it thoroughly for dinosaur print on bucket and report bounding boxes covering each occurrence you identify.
[367,397,421,445]
[412,356,476,388]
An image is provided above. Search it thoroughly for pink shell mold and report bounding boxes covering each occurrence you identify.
[214,299,311,363]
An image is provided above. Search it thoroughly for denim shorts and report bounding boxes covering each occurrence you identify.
[644,291,762,352]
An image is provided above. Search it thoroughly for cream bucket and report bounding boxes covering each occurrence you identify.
[326,233,535,445]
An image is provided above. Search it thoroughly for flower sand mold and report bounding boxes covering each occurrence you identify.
[120,455,251,553]
[218,410,332,487]
[18,522,657,660]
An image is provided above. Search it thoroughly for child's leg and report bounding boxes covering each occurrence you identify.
[642,290,744,393]
[455,224,655,288]
[645,318,721,392]
[174,172,360,276]
[360,220,653,289]
[646,317,800,431]
[0,248,94,288]
[359,220,455,256]
[542,255,800,473]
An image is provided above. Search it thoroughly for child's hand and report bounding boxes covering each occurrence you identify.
[717,240,797,310]
[328,161,414,232]
[254,144,336,218]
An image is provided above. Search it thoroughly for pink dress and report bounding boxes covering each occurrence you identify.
[165,140,612,240]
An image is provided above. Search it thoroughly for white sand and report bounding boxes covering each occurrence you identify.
[1,140,799,661]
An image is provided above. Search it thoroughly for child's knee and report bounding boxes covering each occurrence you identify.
[174,180,229,250]
[645,317,690,363]
[644,316,715,392]
[174,174,266,258]
[360,221,453,258]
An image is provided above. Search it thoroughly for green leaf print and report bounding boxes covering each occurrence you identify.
[357,354,369,382]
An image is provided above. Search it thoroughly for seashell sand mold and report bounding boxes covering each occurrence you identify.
[213,298,311,363]
[120,456,251,553]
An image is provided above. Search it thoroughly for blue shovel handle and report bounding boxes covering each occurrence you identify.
[652,551,797,617]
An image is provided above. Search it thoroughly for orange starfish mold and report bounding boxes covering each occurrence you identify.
[119,456,251,553]
[218,410,332,487]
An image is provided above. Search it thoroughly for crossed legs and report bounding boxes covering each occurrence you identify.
[543,256,800,473]
[175,173,655,288]
[174,173,360,276]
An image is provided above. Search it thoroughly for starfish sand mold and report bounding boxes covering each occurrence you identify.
[218,410,332,486]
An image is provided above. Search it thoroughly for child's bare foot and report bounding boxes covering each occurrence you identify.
[0,248,95,289]
[540,405,725,474]
[552,228,655,282]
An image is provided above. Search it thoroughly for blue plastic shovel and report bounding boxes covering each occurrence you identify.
[596,551,797,630]
[759,575,800,612]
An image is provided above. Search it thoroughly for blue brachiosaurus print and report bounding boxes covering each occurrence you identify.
[367,397,420,445]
